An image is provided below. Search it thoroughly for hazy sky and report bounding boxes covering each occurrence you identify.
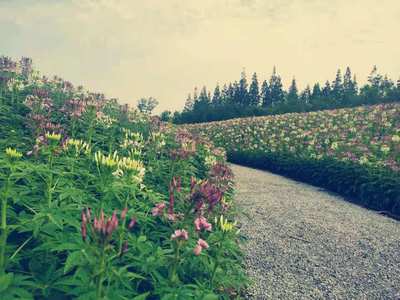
[1,0,400,112]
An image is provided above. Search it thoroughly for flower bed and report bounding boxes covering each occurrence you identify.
[185,104,400,217]
[0,56,246,299]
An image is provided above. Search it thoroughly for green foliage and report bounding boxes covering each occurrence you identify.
[0,56,246,299]
[173,66,400,124]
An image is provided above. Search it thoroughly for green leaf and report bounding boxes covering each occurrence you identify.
[137,235,147,242]
[0,273,14,292]
[202,294,218,300]
[64,250,85,274]
[132,292,150,300]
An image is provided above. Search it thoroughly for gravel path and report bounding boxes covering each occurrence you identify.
[232,164,400,300]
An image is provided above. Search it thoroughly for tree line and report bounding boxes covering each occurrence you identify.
[163,66,400,123]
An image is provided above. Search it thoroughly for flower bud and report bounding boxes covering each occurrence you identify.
[121,208,128,220]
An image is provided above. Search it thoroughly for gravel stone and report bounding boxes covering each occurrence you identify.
[232,164,400,300]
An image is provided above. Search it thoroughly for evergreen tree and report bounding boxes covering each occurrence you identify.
[381,75,394,99]
[368,65,382,88]
[212,84,222,106]
[232,81,241,104]
[221,84,229,103]
[227,83,235,103]
[287,78,299,103]
[260,80,271,107]
[322,81,331,99]
[198,86,210,104]
[193,87,198,103]
[300,85,312,104]
[343,67,357,101]
[269,67,285,105]
[311,83,322,100]
[361,66,384,102]
[248,72,260,106]
[332,69,344,103]
[237,70,249,105]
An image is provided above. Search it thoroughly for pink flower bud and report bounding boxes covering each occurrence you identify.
[81,210,87,224]
[197,238,209,249]
[171,229,189,241]
[193,244,202,256]
[86,208,91,221]
[121,207,128,220]
[81,223,87,241]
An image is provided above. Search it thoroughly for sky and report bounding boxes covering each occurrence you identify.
[1,0,400,113]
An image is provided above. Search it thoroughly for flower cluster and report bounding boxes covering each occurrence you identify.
[5,147,23,159]
[81,208,135,245]
[94,151,145,181]
[193,239,209,256]
[65,138,91,156]
[194,216,212,232]
[171,229,189,241]
[186,103,400,172]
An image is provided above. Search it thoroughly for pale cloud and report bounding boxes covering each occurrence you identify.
[1,0,399,112]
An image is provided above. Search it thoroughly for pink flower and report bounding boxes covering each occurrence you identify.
[152,202,166,216]
[193,238,209,256]
[193,245,202,256]
[197,239,209,249]
[171,229,189,241]
[194,216,212,232]
[167,213,176,222]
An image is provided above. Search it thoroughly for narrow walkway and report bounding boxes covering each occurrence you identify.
[232,164,400,299]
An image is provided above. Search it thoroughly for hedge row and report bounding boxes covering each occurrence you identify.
[228,151,400,218]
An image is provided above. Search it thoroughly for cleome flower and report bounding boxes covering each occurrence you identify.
[66,138,91,155]
[94,151,119,169]
[217,215,237,233]
[152,202,166,216]
[171,229,189,241]
[45,132,62,141]
[193,238,209,256]
[5,147,23,159]
[194,216,212,232]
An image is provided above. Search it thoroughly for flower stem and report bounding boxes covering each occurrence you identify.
[47,153,54,208]
[0,181,9,274]
[96,246,105,300]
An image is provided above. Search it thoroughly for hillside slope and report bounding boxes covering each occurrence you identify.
[185,104,400,217]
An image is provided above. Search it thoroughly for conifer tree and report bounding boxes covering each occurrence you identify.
[248,72,260,106]
[269,67,285,105]
[332,69,344,103]
[227,83,235,103]
[198,86,210,104]
[300,85,312,104]
[221,84,229,103]
[238,70,249,105]
[232,81,241,104]
[212,84,222,106]
[322,81,331,99]
[260,80,271,107]
[311,83,322,100]
[287,78,299,103]
[368,65,382,88]
[343,67,357,101]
